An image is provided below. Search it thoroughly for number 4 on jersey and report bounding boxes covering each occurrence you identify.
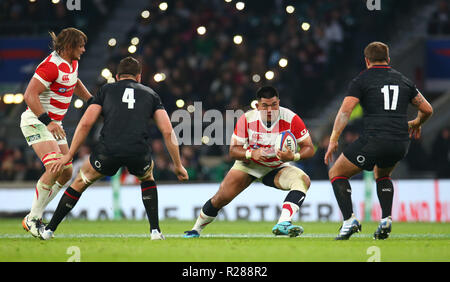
[381,85,398,111]
[122,88,136,109]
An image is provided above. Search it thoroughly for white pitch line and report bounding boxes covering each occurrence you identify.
[1,233,449,239]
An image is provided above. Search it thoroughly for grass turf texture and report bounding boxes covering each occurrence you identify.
[0,219,449,262]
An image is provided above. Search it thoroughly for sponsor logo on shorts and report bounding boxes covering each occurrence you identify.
[356,155,366,164]
[26,134,41,143]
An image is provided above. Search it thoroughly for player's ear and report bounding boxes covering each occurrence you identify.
[136,74,142,83]
[387,57,391,64]
[364,57,370,69]
[116,74,120,81]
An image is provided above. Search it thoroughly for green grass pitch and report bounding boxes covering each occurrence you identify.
[0,219,449,262]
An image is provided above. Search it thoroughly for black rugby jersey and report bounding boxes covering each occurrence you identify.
[346,65,419,141]
[91,79,165,156]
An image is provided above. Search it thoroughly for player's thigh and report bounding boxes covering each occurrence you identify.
[211,169,255,208]
[31,140,61,160]
[124,153,154,182]
[71,157,105,193]
[329,153,363,179]
[374,165,396,179]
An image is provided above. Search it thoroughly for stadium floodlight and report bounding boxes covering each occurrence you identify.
[278,58,288,68]
[2,94,14,104]
[236,2,245,10]
[301,22,311,31]
[159,2,168,11]
[74,99,84,109]
[197,26,207,35]
[265,70,275,80]
[101,68,112,79]
[29,0,37,3]
[286,5,295,14]
[141,10,150,19]
[233,35,243,45]
[154,73,166,82]
[176,99,185,108]
[252,74,261,83]
[51,0,60,4]
[224,0,232,3]
[128,45,137,54]
[202,136,210,144]
[131,37,140,46]
[187,104,195,113]
[250,100,258,109]
[108,38,117,47]
[107,77,116,83]
[14,93,24,104]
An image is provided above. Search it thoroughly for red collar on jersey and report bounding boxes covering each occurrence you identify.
[370,65,391,69]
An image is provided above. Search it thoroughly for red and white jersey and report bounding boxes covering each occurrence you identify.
[232,107,310,168]
[21,51,78,126]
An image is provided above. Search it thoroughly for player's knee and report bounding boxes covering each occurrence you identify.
[60,165,73,181]
[328,166,338,180]
[279,167,310,193]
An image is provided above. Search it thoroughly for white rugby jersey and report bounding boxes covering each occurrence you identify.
[232,107,309,168]
[21,51,78,126]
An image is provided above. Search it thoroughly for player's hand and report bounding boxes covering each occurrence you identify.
[174,164,189,181]
[47,122,66,141]
[276,144,294,162]
[251,148,270,162]
[324,141,338,166]
[49,154,72,173]
[408,119,422,139]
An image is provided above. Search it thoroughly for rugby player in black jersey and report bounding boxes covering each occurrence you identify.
[324,42,433,240]
[38,57,188,240]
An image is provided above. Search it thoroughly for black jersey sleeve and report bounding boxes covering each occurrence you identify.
[346,76,362,99]
[151,92,165,117]
[403,76,420,101]
[91,84,107,106]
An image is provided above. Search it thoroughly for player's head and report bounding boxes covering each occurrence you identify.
[255,86,280,122]
[116,56,142,82]
[364,41,390,68]
[50,27,87,61]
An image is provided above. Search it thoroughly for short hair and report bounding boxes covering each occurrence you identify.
[364,41,389,63]
[256,86,279,100]
[49,27,87,54]
[117,56,142,77]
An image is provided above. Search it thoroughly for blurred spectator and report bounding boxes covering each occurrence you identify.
[431,127,450,178]
[428,0,450,35]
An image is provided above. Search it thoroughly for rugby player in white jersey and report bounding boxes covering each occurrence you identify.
[184,86,315,238]
[21,28,93,237]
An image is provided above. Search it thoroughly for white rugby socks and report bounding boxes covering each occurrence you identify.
[29,180,53,219]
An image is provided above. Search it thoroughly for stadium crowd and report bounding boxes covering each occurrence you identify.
[0,0,449,182]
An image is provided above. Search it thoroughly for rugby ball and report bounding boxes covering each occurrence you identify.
[275,131,297,152]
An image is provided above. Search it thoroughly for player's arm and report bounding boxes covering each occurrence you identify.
[154,109,188,181]
[324,96,360,165]
[408,92,433,139]
[49,104,102,173]
[74,78,93,103]
[24,77,66,140]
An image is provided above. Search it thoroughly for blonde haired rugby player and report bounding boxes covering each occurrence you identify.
[21,28,92,237]
[184,86,315,238]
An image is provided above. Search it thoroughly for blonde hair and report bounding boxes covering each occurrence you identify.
[49,27,87,54]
